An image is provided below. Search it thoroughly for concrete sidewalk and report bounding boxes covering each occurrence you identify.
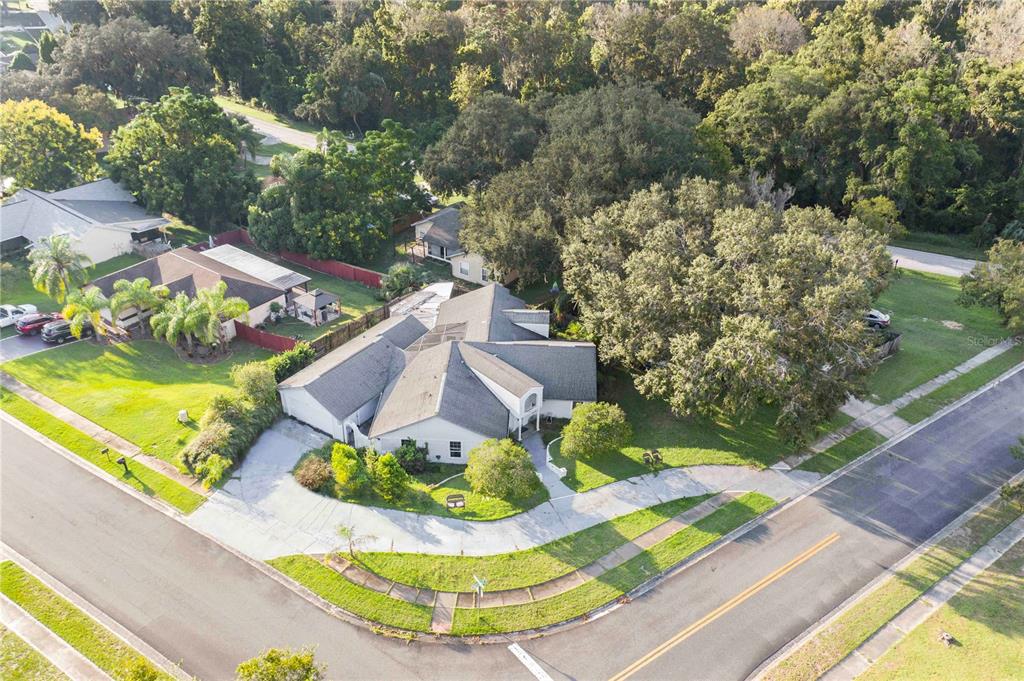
[187,420,816,560]
[822,514,1024,680]
[1,595,110,680]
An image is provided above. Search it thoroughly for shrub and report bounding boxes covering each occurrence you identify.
[330,443,368,496]
[372,452,409,502]
[380,262,421,300]
[236,647,324,681]
[465,438,541,499]
[393,441,428,474]
[560,401,632,459]
[195,453,232,489]
[295,456,332,492]
[180,419,233,469]
[267,342,315,382]
[231,361,278,406]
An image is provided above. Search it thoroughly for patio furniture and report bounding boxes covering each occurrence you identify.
[446,493,465,509]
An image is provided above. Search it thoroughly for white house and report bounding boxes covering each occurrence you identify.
[413,205,502,285]
[88,244,310,339]
[279,283,597,463]
[0,179,168,264]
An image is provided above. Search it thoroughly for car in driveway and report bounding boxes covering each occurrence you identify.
[0,304,38,328]
[41,318,93,344]
[864,309,891,329]
[15,312,62,335]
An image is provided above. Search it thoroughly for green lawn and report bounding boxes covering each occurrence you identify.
[357,495,713,592]
[867,270,1009,404]
[258,141,303,156]
[268,555,434,633]
[0,562,173,681]
[763,498,1023,681]
[859,539,1024,681]
[213,96,323,137]
[0,626,66,681]
[891,231,988,261]
[796,428,887,475]
[161,217,212,247]
[895,344,1024,424]
[2,339,271,467]
[550,370,853,492]
[1,253,145,313]
[298,447,549,521]
[451,493,776,635]
[0,388,205,514]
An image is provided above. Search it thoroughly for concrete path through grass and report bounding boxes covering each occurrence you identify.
[187,420,815,560]
[888,246,977,277]
[822,514,1024,681]
[1,594,111,680]
[0,373,208,497]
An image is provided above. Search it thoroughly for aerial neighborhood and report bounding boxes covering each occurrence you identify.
[0,1,1022,680]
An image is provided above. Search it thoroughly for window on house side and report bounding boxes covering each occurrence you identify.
[459,261,470,276]
[449,441,462,458]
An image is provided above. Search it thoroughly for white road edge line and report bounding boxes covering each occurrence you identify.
[508,643,555,681]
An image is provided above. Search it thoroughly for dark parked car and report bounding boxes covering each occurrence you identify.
[41,318,93,344]
[15,312,62,335]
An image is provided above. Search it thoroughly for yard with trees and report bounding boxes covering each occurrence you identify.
[0,99,102,191]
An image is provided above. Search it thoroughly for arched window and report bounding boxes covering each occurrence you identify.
[525,393,537,411]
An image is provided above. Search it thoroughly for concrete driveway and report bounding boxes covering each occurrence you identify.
[889,246,977,277]
[0,332,71,361]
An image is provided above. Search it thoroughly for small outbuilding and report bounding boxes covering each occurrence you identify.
[293,288,340,326]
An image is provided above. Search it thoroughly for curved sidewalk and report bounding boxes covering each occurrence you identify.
[186,420,817,560]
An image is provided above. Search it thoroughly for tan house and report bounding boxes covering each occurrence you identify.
[413,205,502,286]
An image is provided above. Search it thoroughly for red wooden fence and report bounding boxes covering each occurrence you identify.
[194,229,383,289]
[233,321,296,353]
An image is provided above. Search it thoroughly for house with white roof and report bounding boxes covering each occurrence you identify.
[0,179,168,264]
[279,283,597,462]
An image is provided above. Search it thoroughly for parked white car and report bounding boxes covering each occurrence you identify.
[0,304,38,328]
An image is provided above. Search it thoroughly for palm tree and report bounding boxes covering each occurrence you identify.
[109,277,170,337]
[150,292,207,354]
[196,281,249,354]
[28,235,92,304]
[61,288,109,341]
[229,114,262,162]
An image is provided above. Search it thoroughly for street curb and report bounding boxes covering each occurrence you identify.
[0,544,186,680]
[749,361,1024,679]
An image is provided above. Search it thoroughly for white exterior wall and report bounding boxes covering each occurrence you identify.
[449,252,493,285]
[227,294,285,341]
[540,399,576,419]
[513,321,549,337]
[280,388,377,448]
[74,227,133,265]
[373,416,499,464]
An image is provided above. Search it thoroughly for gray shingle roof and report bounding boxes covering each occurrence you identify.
[459,342,541,397]
[369,341,509,439]
[435,284,546,342]
[280,315,427,420]
[413,205,463,252]
[293,288,339,310]
[465,340,598,401]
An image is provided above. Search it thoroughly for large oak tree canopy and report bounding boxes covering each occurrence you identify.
[563,179,893,443]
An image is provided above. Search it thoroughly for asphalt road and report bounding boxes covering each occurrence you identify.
[2,370,1022,681]
[888,246,976,277]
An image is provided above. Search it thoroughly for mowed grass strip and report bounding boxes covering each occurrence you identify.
[797,428,887,475]
[0,562,173,681]
[0,626,67,681]
[867,270,1008,404]
[551,370,853,492]
[0,253,145,312]
[267,555,433,633]
[895,344,1024,424]
[0,388,205,514]
[2,339,271,466]
[451,493,776,635]
[358,495,713,592]
[762,497,1023,681]
[858,539,1024,681]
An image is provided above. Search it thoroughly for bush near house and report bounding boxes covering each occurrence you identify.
[373,453,410,503]
[295,456,332,492]
[266,341,315,382]
[392,441,428,474]
[330,443,369,495]
[465,438,541,500]
[560,401,632,459]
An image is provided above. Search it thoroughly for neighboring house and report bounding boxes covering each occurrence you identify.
[88,244,311,339]
[0,179,168,264]
[413,205,502,285]
[279,283,597,463]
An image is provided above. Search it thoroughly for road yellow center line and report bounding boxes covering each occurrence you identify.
[608,532,842,681]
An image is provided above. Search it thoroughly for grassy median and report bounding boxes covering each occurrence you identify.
[0,388,205,514]
[0,626,66,681]
[267,555,434,633]
[796,428,887,475]
[0,562,173,681]
[451,492,776,635]
[357,494,713,592]
[762,497,1023,681]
